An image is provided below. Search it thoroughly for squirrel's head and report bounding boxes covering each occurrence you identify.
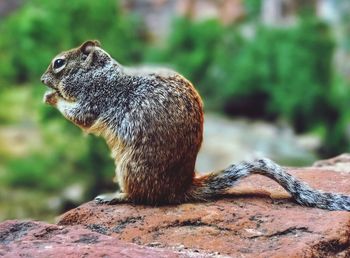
[41,40,119,129]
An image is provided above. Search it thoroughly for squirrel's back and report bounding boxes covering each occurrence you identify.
[92,69,205,204]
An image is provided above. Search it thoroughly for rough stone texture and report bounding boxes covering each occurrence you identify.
[2,155,350,257]
[313,153,350,173]
[58,162,350,257]
[0,220,186,258]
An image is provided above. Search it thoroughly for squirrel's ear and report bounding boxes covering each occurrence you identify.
[80,40,101,55]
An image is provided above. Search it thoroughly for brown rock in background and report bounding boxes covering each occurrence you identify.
[1,155,350,257]
[313,153,350,173]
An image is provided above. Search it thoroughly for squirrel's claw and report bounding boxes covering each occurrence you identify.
[94,192,128,205]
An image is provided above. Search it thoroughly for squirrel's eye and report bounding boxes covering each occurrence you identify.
[53,59,65,69]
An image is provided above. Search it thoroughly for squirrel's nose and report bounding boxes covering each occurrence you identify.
[40,75,46,84]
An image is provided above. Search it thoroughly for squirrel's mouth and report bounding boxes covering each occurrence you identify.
[41,74,74,103]
[43,86,75,105]
[48,88,64,98]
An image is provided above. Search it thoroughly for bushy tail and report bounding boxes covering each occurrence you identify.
[187,158,350,211]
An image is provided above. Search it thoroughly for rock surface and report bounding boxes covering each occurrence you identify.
[313,153,350,173]
[0,220,185,257]
[1,155,350,257]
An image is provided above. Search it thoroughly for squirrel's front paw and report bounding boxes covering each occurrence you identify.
[94,192,128,205]
[43,91,58,106]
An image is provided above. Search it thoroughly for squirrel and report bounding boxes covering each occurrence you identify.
[41,40,350,210]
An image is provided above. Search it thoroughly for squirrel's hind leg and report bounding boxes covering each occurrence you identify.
[94,192,129,204]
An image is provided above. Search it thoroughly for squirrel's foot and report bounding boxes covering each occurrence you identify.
[94,192,129,205]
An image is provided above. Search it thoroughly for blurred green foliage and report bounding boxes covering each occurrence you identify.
[147,16,350,156]
[0,0,350,220]
[0,0,145,84]
[244,0,262,21]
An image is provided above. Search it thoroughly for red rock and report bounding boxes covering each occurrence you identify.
[58,163,350,257]
[1,155,350,257]
[313,153,350,173]
[0,220,184,257]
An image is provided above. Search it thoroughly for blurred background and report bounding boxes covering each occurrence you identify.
[0,0,350,221]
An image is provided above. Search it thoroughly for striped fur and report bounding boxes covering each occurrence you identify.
[189,158,350,210]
